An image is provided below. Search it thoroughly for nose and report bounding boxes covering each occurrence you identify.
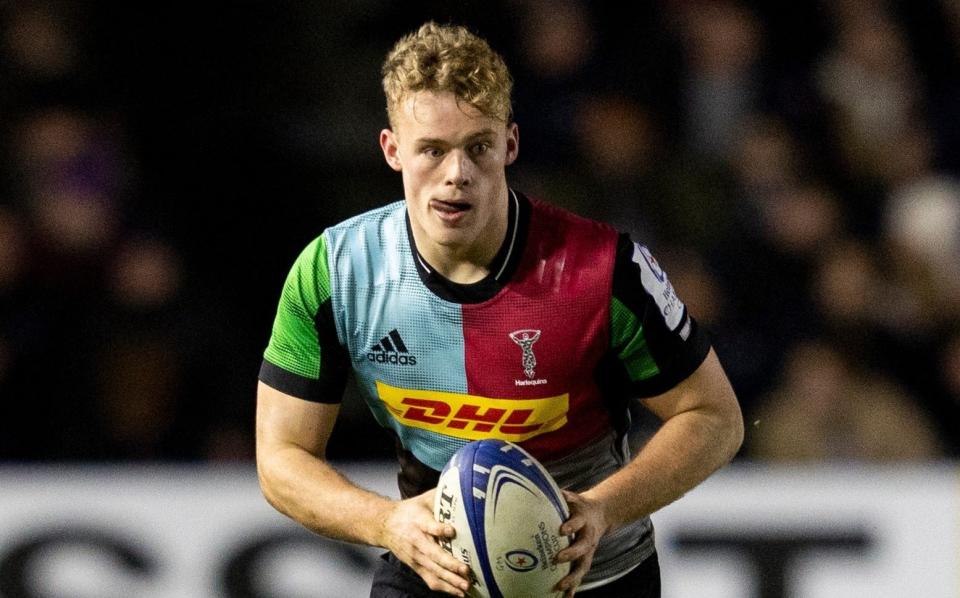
[444,151,472,188]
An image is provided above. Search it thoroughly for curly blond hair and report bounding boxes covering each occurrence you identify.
[382,22,513,126]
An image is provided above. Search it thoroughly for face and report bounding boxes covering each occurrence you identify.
[380,91,519,261]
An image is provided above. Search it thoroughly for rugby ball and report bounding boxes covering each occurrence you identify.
[434,440,570,598]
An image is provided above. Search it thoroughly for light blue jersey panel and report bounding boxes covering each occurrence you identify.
[324,201,471,469]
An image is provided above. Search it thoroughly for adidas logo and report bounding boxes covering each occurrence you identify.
[367,329,417,366]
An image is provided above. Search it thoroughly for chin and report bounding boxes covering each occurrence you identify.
[431,232,471,248]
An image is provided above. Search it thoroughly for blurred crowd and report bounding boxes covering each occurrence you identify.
[0,0,958,462]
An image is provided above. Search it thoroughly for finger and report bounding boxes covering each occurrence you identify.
[423,518,457,538]
[555,538,591,563]
[417,570,467,598]
[561,489,586,511]
[555,555,592,594]
[418,488,437,508]
[419,536,472,579]
[560,513,585,536]
[555,571,581,595]
[569,554,593,580]
[395,543,469,592]
[415,550,471,593]
[428,568,470,596]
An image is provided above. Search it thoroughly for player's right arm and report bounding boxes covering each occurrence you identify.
[255,235,469,596]
[256,382,385,544]
[255,383,470,596]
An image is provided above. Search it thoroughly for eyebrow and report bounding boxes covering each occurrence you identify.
[414,129,498,145]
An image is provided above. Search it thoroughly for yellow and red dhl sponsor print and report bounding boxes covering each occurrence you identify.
[375,381,569,442]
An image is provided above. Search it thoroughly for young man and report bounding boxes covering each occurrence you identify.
[256,22,743,598]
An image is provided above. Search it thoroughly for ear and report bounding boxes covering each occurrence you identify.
[504,123,519,166]
[380,129,403,172]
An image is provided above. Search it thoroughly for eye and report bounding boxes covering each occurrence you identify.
[423,147,444,159]
[471,142,490,156]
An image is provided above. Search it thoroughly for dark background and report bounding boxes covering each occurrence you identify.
[1,0,958,463]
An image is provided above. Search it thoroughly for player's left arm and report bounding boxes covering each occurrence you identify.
[554,234,743,595]
[555,349,742,595]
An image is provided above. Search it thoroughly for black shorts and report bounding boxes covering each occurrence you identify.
[370,551,660,598]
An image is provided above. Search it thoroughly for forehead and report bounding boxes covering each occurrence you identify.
[394,91,503,139]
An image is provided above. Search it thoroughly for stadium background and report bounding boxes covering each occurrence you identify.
[0,1,958,597]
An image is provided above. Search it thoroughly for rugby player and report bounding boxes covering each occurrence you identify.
[256,21,743,598]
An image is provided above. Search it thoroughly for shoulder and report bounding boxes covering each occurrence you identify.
[524,194,620,270]
[322,200,407,259]
[324,200,406,247]
[527,195,619,240]
[507,194,620,294]
[281,201,405,284]
[321,200,410,288]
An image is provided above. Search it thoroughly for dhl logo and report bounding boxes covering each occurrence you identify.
[376,381,568,441]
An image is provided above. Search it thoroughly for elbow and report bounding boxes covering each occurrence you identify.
[256,448,287,516]
[256,440,326,520]
[256,459,276,508]
[721,393,745,463]
[708,361,744,464]
[728,408,745,461]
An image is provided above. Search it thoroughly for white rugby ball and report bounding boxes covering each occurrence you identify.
[434,439,570,598]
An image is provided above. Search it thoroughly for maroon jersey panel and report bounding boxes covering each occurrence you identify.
[461,198,619,462]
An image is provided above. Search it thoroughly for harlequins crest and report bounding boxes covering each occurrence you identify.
[508,329,541,379]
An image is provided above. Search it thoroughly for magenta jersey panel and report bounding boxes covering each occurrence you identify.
[461,198,619,462]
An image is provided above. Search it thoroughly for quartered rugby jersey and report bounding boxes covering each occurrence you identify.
[259,190,710,585]
[261,189,709,469]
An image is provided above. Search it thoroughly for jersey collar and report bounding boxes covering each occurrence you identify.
[406,189,531,304]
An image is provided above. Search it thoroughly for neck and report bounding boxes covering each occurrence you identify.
[423,249,494,284]
[411,190,510,284]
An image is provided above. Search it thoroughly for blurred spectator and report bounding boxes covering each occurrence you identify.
[811,2,935,237]
[749,339,943,461]
[732,114,801,198]
[812,237,881,333]
[569,93,660,232]
[931,330,960,455]
[940,331,960,403]
[816,3,920,182]
[93,236,183,458]
[884,169,960,316]
[724,113,804,243]
[762,182,842,257]
[13,109,124,285]
[880,184,960,338]
[2,2,77,80]
[0,207,26,291]
[675,0,763,164]
[712,178,843,409]
[71,234,253,461]
[0,208,27,390]
[15,109,123,197]
[109,236,182,309]
[519,0,595,80]
[510,0,597,168]
[73,235,187,460]
[565,91,735,252]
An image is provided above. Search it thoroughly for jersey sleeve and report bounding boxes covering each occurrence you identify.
[608,234,711,398]
[259,234,349,403]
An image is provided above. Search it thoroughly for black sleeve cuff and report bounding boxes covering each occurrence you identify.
[258,359,343,404]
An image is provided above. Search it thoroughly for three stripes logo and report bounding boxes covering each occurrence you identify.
[367,329,417,366]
